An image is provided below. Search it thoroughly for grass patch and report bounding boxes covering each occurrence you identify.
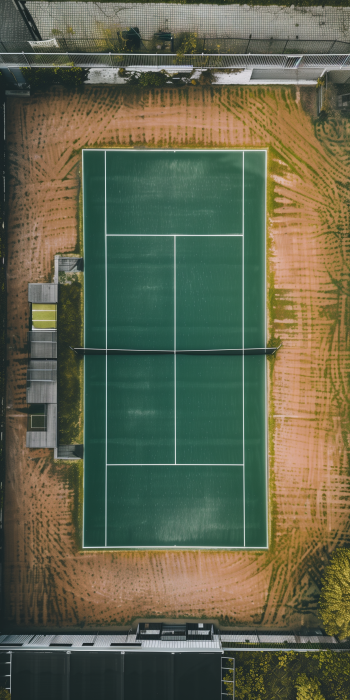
[57,279,83,444]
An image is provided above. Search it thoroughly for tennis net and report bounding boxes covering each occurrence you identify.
[74,346,279,356]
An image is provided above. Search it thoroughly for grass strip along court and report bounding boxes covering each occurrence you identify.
[82,149,267,549]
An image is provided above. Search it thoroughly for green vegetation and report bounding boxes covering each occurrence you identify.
[0,688,11,700]
[21,67,88,92]
[319,548,350,640]
[175,32,198,62]
[57,279,83,445]
[123,70,169,87]
[224,651,350,700]
[295,674,325,700]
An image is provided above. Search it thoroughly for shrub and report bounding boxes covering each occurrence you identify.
[124,70,169,87]
[137,70,168,87]
[175,32,198,64]
[176,32,198,55]
[21,66,88,91]
[198,69,215,85]
[56,67,89,87]
[0,688,11,700]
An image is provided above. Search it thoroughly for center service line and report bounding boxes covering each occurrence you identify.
[242,152,246,548]
[105,150,108,548]
[174,234,177,466]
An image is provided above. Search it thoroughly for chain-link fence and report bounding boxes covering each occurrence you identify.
[1,2,350,82]
[22,1,350,55]
[1,51,350,71]
[2,37,350,56]
[2,2,350,56]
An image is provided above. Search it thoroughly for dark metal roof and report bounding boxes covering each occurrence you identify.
[0,0,40,46]
[6,650,222,700]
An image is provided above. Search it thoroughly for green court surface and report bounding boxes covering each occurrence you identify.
[83,149,267,549]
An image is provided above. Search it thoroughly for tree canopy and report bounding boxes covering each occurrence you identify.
[232,651,350,700]
[319,548,350,640]
[295,674,325,700]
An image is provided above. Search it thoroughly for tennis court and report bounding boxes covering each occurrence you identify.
[82,149,267,549]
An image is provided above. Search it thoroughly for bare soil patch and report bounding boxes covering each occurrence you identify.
[4,84,350,628]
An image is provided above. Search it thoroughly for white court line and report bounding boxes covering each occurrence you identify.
[82,149,85,549]
[106,233,243,237]
[104,150,108,547]
[264,149,268,549]
[107,463,244,467]
[84,545,269,550]
[174,235,177,466]
[83,148,265,154]
[242,151,246,548]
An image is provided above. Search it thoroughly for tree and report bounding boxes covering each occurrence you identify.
[295,674,325,700]
[319,548,350,639]
[317,650,350,700]
[233,651,350,700]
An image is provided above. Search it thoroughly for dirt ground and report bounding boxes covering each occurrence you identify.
[4,84,350,629]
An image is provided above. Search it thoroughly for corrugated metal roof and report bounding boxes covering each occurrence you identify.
[258,634,296,644]
[141,639,221,649]
[299,635,337,644]
[26,360,57,404]
[0,635,34,646]
[221,634,259,643]
[94,635,128,647]
[26,403,57,448]
[0,0,34,42]
[28,635,55,646]
[71,635,96,647]
[29,331,57,359]
[28,283,58,304]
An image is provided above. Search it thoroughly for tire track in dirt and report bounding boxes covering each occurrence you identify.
[4,85,350,628]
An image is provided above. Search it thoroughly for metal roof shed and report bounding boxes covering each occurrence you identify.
[28,283,58,304]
